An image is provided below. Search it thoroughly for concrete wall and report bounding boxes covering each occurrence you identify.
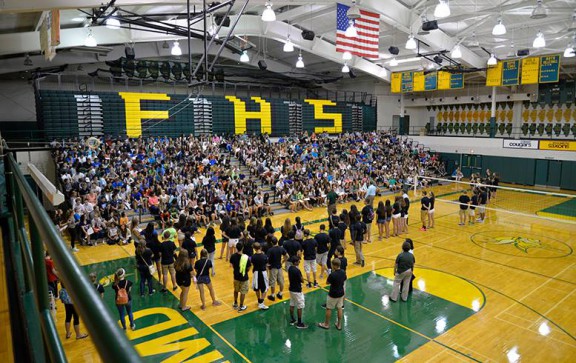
[0,80,36,122]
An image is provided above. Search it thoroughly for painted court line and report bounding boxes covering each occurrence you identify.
[315,284,482,363]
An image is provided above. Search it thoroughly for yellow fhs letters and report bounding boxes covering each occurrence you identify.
[119,92,171,137]
[304,99,343,133]
[225,96,272,134]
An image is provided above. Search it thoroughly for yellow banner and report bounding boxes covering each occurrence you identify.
[486,62,503,87]
[539,140,576,152]
[437,71,451,90]
[413,72,425,92]
[521,57,539,85]
[391,73,401,93]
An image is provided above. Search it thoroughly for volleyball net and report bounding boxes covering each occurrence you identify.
[414,176,576,224]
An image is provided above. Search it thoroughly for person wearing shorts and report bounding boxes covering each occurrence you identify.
[301,230,318,288]
[420,191,430,231]
[317,258,346,331]
[315,225,330,279]
[266,237,287,301]
[427,192,435,229]
[287,256,307,329]
[251,243,269,310]
[458,190,470,226]
[160,230,178,293]
[230,242,251,312]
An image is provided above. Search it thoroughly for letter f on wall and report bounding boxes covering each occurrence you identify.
[119,92,171,137]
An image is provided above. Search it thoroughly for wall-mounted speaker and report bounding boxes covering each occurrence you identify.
[388,46,399,55]
[517,49,530,56]
[258,60,267,70]
[349,69,357,78]
[215,15,230,27]
[421,20,438,31]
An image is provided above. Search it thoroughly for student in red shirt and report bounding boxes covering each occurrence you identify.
[45,251,59,297]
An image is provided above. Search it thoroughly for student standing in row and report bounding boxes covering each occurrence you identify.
[202,227,217,276]
[458,190,471,226]
[135,241,155,296]
[194,249,222,310]
[315,225,330,280]
[251,243,269,310]
[230,242,251,312]
[317,258,346,331]
[160,230,178,293]
[113,268,135,330]
[301,230,318,288]
[361,200,374,243]
[267,237,287,301]
[389,241,415,303]
[175,250,193,311]
[59,283,89,339]
[352,217,366,267]
[427,192,435,229]
[420,191,430,231]
[288,256,308,329]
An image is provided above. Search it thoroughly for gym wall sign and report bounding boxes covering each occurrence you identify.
[539,140,576,152]
[502,139,539,149]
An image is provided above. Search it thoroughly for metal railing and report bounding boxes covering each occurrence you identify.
[1,142,142,362]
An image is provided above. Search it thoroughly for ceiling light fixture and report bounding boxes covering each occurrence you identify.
[492,18,506,36]
[405,34,417,50]
[84,29,97,47]
[533,31,545,48]
[240,50,249,62]
[343,51,352,60]
[564,44,575,58]
[531,0,548,19]
[296,52,304,68]
[418,15,430,35]
[162,40,170,49]
[451,44,462,58]
[390,58,398,66]
[283,35,294,52]
[345,20,358,37]
[487,53,498,66]
[347,0,361,19]
[434,0,451,19]
[342,63,350,73]
[171,40,182,56]
[261,2,276,22]
[105,17,121,29]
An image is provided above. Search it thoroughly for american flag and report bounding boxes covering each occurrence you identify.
[336,3,380,59]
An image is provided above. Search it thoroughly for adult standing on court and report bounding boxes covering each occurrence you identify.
[202,227,217,276]
[301,230,319,288]
[401,191,410,234]
[230,242,251,312]
[327,223,342,274]
[389,241,415,303]
[175,250,193,311]
[477,186,488,223]
[365,182,377,207]
[351,216,366,267]
[226,218,242,263]
[392,197,401,237]
[283,230,302,271]
[427,192,435,229]
[160,230,178,293]
[135,241,155,296]
[59,282,88,339]
[194,249,222,310]
[326,186,338,218]
[458,190,471,226]
[315,225,331,280]
[317,258,346,331]
[361,199,374,243]
[420,191,430,231]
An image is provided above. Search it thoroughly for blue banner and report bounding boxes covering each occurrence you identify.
[502,60,520,86]
[539,55,560,83]
[450,73,464,89]
[425,72,437,91]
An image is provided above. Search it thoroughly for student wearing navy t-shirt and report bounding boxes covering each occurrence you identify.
[317,258,346,331]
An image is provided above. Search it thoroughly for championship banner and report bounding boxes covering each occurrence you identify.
[521,57,539,85]
[539,140,576,152]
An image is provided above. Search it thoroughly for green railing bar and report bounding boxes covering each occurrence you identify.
[7,154,142,363]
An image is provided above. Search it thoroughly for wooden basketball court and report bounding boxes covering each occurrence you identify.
[2,182,575,362]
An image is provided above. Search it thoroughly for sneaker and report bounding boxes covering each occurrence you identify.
[306,282,312,288]
[419,227,426,231]
[321,303,327,309]
[238,305,247,312]
[361,260,365,267]
[232,303,238,309]
[458,223,465,226]
[289,319,297,326]
[130,324,136,331]
[277,293,283,299]
[258,303,269,310]
[313,282,319,288]
[160,288,168,294]
[353,262,361,265]
[267,295,276,301]
[295,322,308,329]
[173,286,178,291]
[71,247,79,252]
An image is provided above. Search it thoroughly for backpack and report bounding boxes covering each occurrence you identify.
[115,281,129,305]
[294,225,304,240]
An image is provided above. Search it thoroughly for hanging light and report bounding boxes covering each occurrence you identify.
[342,63,350,73]
[533,31,545,48]
[434,0,451,18]
[345,20,358,38]
[390,58,398,66]
[487,54,498,66]
[530,0,548,19]
[240,50,250,62]
[564,43,575,58]
[105,17,121,29]
[283,35,294,52]
[84,29,97,47]
[451,44,462,59]
[261,2,276,22]
[296,52,304,68]
[162,40,170,49]
[492,18,506,36]
[343,51,352,60]
[171,40,182,56]
[347,0,361,19]
[405,34,417,50]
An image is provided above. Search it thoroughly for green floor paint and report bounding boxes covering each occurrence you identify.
[213,273,477,363]
[82,257,244,363]
[538,198,576,218]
